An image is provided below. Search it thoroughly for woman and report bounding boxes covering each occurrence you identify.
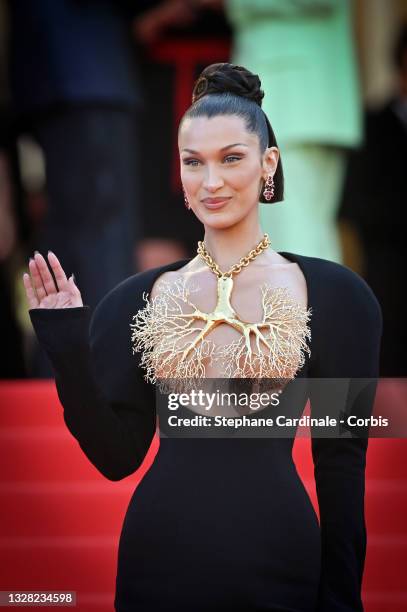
[24,64,382,611]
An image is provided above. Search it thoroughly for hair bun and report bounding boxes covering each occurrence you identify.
[192,63,264,107]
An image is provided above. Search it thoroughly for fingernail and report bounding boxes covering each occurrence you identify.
[34,250,40,255]
[29,257,34,263]
[72,273,76,282]
[48,250,54,256]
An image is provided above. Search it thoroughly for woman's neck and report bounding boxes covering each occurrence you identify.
[202,216,270,271]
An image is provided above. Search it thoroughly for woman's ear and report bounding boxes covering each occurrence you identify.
[262,146,279,179]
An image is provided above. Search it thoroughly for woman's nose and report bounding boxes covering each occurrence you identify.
[202,166,224,192]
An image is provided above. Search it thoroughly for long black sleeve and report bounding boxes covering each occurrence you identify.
[29,275,157,481]
[308,260,383,611]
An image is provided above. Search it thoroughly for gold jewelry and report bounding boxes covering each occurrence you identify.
[184,235,275,361]
[130,235,311,390]
[197,233,271,278]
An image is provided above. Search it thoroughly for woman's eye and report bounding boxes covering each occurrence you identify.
[224,155,242,163]
[183,159,201,166]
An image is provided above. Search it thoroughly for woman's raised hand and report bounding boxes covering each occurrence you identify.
[23,251,83,309]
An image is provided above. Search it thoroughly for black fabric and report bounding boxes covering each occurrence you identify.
[29,252,382,611]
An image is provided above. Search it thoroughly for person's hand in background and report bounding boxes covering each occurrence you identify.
[133,0,197,44]
[23,251,83,309]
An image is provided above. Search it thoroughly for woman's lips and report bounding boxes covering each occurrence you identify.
[201,197,232,210]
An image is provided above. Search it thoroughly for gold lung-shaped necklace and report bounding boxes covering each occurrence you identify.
[190,235,277,359]
[130,234,312,385]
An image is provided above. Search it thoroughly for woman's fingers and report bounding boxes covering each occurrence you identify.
[25,251,82,309]
[68,275,83,306]
[23,272,40,309]
[33,252,57,295]
[47,251,68,290]
[28,257,47,301]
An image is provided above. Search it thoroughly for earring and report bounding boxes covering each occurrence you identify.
[263,174,275,201]
[183,189,190,209]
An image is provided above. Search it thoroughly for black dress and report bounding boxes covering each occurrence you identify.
[29,252,382,612]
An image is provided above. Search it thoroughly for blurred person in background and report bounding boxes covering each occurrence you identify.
[338,23,407,376]
[8,0,146,376]
[132,0,232,270]
[0,0,27,378]
[226,0,362,262]
[0,108,27,378]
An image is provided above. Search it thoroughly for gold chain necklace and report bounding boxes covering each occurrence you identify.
[197,233,271,278]
[189,235,272,359]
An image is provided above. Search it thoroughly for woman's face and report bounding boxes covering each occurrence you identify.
[178,114,279,230]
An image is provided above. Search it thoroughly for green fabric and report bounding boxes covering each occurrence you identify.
[227,0,362,146]
[259,143,346,262]
[228,0,338,18]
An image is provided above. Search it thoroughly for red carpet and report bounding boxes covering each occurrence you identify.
[0,381,406,611]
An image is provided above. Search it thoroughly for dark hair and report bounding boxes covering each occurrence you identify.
[180,63,284,204]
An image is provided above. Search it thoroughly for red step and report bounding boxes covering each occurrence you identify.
[0,541,116,596]
[1,381,406,612]
[0,485,132,538]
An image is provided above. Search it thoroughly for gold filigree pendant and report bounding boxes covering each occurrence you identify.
[130,274,312,388]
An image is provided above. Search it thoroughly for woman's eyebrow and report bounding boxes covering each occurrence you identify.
[182,143,249,154]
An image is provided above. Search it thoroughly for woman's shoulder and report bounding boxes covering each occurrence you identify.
[293,255,383,377]
[290,252,382,326]
[290,252,376,294]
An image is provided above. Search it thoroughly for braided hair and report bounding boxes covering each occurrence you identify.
[180,63,284,204]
